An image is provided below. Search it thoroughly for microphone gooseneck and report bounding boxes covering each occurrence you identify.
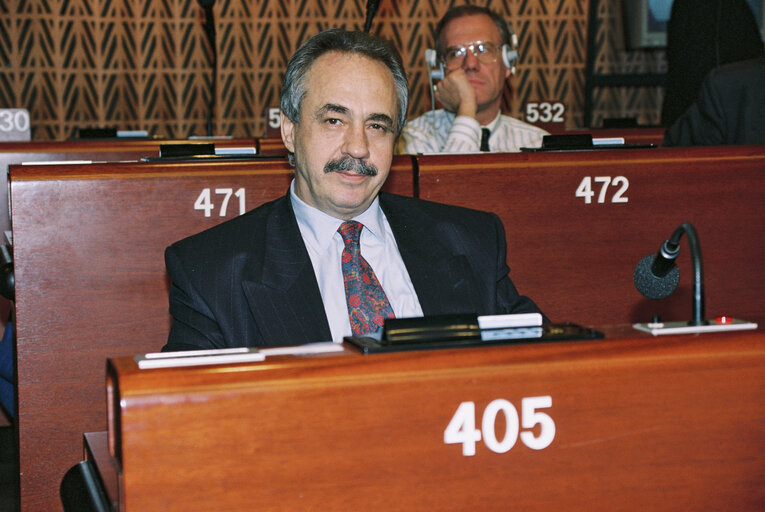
[633,222,706,326]
[364,0,380,33]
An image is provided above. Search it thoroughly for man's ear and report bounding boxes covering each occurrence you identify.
[281,112,295,154]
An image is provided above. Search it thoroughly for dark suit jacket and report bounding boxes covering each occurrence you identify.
[661,0,764,126]
[664,57,765,146]
[163,192,543,350]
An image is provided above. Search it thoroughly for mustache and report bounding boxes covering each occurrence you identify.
[324,156,378,176]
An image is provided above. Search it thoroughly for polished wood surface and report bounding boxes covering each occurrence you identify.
[256,137,289,155]
[416,145,765,326]
[0,138,261,338]
[9,155,415,511]
[0,138,259,233]
[10,145,763,510]
[84,432,119,512]
[97,324,765,511]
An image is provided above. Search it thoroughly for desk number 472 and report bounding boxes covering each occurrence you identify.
[576,176,629,204]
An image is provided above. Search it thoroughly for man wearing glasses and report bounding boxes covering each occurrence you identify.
[397,5,547,154]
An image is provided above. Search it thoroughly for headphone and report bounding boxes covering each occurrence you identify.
[425,17,519,110]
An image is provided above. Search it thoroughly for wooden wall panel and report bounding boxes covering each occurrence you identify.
[588,0,666,126]
[0,0,663,139]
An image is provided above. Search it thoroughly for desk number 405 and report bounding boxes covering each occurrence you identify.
[444,396,555,456]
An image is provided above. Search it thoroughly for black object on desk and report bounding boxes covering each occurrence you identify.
[345,314,603,354]
[521,134,656,152]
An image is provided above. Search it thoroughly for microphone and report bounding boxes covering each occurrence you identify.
[633,239,680,300]
[364,0,380,33]
[633,222,705,326]
[197,0,217,136]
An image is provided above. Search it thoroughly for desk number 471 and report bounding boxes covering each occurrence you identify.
[444,396,555,456]
[194,188,246,217]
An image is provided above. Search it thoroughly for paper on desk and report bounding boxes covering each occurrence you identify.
[22,160,92,165]
[136,347,264,369]
[136,342,344,369]
[215,146,257,155]
[477,313,543,329]
[260,342,345,357]
[592,137,625,146]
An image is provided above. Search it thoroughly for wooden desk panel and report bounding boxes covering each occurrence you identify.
[256,137,288,155]
[0,139,259,232]
[9,155,415,511]
[97,324,765,511]
[0,139,260,339]
[415,146,765,326]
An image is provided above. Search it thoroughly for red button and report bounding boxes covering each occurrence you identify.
[714,316,734,324]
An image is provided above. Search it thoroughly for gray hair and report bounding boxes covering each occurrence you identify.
[280,28,409,137]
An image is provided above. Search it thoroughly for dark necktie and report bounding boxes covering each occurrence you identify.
[338,221,395,336]
[480,127,491,151]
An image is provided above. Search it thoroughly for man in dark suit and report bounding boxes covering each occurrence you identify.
[163,28,543,351]
[664,57,765,146]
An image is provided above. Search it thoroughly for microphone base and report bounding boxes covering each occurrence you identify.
[633,318,757,336]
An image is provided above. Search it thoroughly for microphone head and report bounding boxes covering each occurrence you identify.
[633,254,680,299]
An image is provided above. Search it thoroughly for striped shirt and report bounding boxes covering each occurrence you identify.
[396,109,548,154]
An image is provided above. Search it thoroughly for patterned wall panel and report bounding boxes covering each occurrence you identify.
[510,0,588,126]
[0,0,663,140]
[588,0,665,127]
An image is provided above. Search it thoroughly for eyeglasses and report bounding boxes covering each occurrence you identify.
[441,41,501,68]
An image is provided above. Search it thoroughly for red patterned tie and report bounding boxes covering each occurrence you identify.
[338,221,395,335]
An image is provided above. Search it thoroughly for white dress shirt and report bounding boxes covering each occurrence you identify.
[290,181,423,342]
[396,109,548,154]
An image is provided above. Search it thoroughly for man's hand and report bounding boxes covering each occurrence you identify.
[435,68,478,120]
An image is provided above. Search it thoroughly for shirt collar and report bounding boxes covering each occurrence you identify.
[482,111,502,132]
[442,109,501,132]
[290,179,386,250]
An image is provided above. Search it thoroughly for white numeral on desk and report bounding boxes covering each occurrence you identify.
[268,108,281,129]
[525,102,565,123]
[575,176,629,204]
[0,109,30,132]
[194,188,246,217]
[444,396,554,456]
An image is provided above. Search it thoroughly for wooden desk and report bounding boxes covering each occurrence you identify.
[0,139,260,334]
[0,138,259,233]
[86,323,765,511]
[256,137,289,155]
[8,155,415,511]
[415,145,765,326]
